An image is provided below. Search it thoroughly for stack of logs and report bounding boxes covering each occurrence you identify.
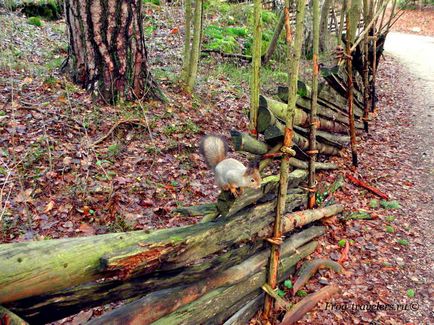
[0,67,364,324]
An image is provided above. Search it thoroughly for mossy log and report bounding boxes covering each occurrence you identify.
[270,92,363,129]
[259,96,350,134]
[230,130,269,155]
[0,306,28,325]
[318,82,364,117]
[264,123,341,156]
[217,169,307,217]
[151,241,318,325]
[3,204,343,323]
[173,203,218,219]
[221,294,263,325]
[88,227,325,325]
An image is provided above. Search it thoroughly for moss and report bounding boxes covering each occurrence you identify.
[27,16,43,27]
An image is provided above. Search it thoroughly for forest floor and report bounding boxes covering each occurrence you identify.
[0,4,433,325]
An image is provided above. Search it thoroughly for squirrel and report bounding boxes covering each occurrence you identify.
[199,135,261,197]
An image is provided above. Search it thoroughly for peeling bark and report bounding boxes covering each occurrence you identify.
[64,0,161,103]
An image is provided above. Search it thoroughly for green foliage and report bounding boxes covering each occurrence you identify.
[283,279,293,289]
[22,1,62,20]
[406,289,415,298]
[380,200,401,209]
[203,25,242,54]
[385,215,396,223]
[338,239,347,247]
[385,225,395,233]
[369,199,379,208]
[27,17,43,27]
[143,0,160,5]
[277,289,286,297]
[296,290,308,297]
[346,211,372,220]
[107,144,122,158]
[396,238,409,246]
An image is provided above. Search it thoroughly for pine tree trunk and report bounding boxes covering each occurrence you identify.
[64,0,161,103]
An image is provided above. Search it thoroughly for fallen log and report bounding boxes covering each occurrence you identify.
[230,130,269,155]
[4,204,343,323]
[217,169,307,217]
[0,306,28,325]
[88,227,325,325]
[151,241,319,325]
[222,294,263,325]
[259,96,351,135]
[264,123,341,156]
[173,203,218,218]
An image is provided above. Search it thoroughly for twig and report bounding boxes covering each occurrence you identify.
[201,49,252,61]
[91,118,148,146]
[346,173,389,199]
[261,284,292,310]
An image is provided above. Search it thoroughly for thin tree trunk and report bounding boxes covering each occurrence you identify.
[249,0,262,134]
[346,0,358,167]
[263,0,306,318]
[64,0,161,103]
[362,0,370,132]
[262,11,285,65]
[308,0,320,209]
[186,0,203,92]
[319,0,332,51]
[180,0,192,83]
[337,0,346,47]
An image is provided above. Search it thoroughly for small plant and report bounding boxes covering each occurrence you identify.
[385,225,395,233]
[277,289,286,297]
[107,143,122,158]
[338,239,347,248]
[27,17,43,27]
[380,200,401,209]
[143,0,160,5]
[283,279,293,289]
[296,290,308,297]
[406,289,415,298]
[385,215,396,223]
[396,238,409,246]
[369,199,380,208]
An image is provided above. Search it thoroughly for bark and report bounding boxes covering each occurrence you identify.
[88,227,325,325]
[260,95,352,135]
[346,0,359,167]
[0,306,28,325]
[154,241,318,325]
[222,294,264,325]
[249,0,262,133]
[264,0,306,317]
[308,0,320,209]
[185,0,203,92]
[173,203,218,218]
[180,0,192,83]
[280,284,341,325]
[64,0,161,103]
[3,203,343,323]
[348,0,362,42]
[262,11,285,65]
[362,0,370,132]
[230,130,268,155]
[263,121,342,156]
[319,0,332,51]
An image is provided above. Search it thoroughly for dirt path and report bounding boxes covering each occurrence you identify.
[306,34,433,324]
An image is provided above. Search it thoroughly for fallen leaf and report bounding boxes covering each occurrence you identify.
[44,200,55,213]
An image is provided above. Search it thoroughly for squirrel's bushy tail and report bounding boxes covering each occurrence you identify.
[199,135,228,169]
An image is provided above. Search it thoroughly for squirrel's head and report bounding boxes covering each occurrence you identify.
[245,159,261,189]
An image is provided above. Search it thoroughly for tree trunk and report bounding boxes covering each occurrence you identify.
[180,0,192,83]
[319,0,332,51]
[185,0,203,92]
[64,0,161,103]
[249,0,262,134]
[262,11,285,65]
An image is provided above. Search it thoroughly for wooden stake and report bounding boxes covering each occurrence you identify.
[308,0,320,209]
[346,0,358,167]
[263,0,306,319]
